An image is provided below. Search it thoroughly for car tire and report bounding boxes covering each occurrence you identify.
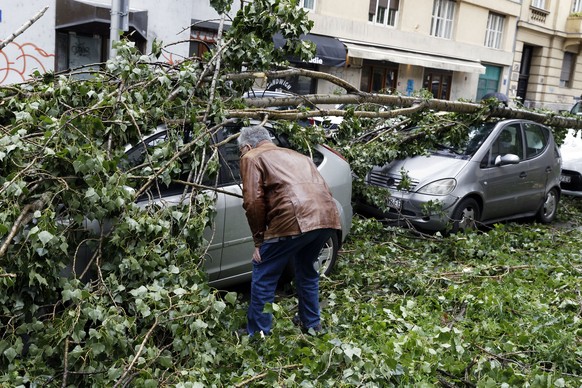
[450,198,481,233]
[537,188,559,223]
[280,232,340,285]
[314,232,340,277]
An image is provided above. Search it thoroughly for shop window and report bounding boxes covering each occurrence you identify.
[423,70,452,99]
[55,32,107,79]
[360,63,398,93]
[267,63,317,95]
[573,0,582,13]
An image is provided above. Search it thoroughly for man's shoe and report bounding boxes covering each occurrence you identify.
[292,314,303,328]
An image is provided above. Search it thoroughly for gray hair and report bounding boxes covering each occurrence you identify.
[238,125,272,148]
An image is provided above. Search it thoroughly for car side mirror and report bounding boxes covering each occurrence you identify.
[495,154,520,166]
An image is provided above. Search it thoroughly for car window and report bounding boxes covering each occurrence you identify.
[570,101,582,115]
[123,129,214,198]
[216,124,324,186]
[523,123,548,159]
[480,124,523,167]
[217,125,283,186]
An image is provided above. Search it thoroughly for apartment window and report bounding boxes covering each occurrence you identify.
[484,13,505,49]
[431,0,455,39]
[300,0,315,10]
[532,0,546,9]
[368,0,400,27]
[560,52,576,88]
[573,0,582,13]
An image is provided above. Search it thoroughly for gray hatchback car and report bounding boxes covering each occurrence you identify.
[120,123,353,288]
[356,119,562,232]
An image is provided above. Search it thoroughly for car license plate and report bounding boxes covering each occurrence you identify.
[387,196,402,210]
[560,175,571,183]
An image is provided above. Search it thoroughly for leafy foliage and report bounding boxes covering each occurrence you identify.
[1,0,581,386]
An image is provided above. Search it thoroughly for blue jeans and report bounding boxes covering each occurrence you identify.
[247,228,334,336]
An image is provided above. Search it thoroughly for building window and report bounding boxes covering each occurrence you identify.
[300,0,315,10]
[56,32,106,79]
[423,70,452,100]
[485,13,504,49]
[573,0,582,13]
[431,0,455,39]
[560,52,576,88]
[531,0,546,9]
[360,62,398,93]
[368,0,400,27]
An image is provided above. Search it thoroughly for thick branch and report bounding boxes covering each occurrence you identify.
[0,6,49,51]
[0,194,50,258]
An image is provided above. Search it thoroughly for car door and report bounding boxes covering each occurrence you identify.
[478,123,533,220]
[212,125,255,283]
[518,122,553,209]
[125,128,224,282]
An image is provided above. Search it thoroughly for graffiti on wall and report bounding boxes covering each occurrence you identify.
[0,41,55,85]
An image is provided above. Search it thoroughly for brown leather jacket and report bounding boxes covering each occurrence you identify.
[240,142,341,246]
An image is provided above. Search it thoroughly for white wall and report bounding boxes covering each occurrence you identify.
[0,1,57,85]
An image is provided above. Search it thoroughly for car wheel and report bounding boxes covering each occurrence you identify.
[314,232,339,276]
[537,188,559,223]
[450,198,481,233]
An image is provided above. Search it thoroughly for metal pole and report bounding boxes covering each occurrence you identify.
[110,0,129,58]
[109,0,122,58]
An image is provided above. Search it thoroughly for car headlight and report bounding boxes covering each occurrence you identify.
[417,178,456,195]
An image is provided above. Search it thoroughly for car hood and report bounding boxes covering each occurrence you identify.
[383,153,468,185]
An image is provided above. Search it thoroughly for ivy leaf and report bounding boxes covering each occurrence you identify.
[37,230,54,246]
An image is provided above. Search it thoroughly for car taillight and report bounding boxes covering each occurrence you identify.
[322,144,347,161]
[308,118,315,126]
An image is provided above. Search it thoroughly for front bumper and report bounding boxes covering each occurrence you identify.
[560,169,582,197]
[355,190,461,232]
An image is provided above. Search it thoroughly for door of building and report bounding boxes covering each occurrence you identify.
[476,65,502,101]
[516,45,533,102]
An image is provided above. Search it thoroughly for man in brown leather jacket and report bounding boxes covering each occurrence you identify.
[238,125,341,336]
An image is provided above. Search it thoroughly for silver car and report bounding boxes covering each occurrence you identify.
[123,123,353,287]
[356,119,561,232]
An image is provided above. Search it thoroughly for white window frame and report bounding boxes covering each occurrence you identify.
[431,0,456,39]
[300,0,315,10]
[370,0,399,27]
[532,0,546,9]
[485,12,505,49]
[573,0,582,13]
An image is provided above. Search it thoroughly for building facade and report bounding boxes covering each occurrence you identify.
[513,0,582,111]
[0,0,580,112]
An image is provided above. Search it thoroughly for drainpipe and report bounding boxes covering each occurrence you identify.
[109,0,129,58]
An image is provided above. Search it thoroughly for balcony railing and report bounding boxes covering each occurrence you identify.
[530,6,548,24]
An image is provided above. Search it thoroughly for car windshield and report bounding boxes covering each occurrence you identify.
[435,122,497,158]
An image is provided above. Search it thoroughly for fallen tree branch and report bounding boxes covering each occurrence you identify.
[0,193,50,258]
[0,6,49,51]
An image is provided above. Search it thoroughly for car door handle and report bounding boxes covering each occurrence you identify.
[545,166,552,173]
[519,172,527,178]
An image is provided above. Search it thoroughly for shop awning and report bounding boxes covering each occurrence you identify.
[344,42,486,74]
[56,0,148,40]
[273,33,346,67]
